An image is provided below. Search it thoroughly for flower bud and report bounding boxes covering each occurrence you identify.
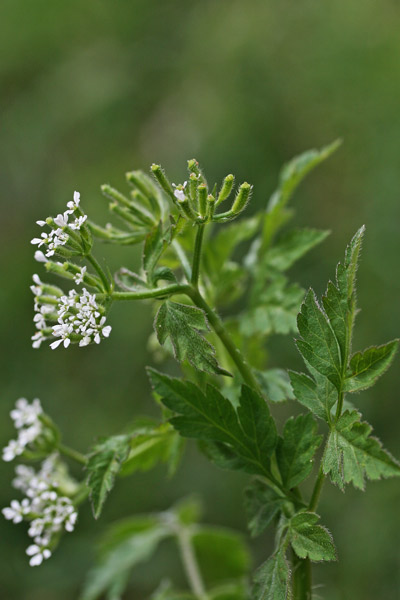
[198,184,208,218]
[217,174,234,206]
[231,182,252,215]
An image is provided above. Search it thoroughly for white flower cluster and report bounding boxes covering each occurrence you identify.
[51,287,112,349]
[2,399,43,462]
[2,456,78,566]
[31,274,59,349]
[30,191,87,258]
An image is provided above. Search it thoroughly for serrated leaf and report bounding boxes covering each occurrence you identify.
[322,225,365,363]
[192,527,250,585]
[80,517,169,600]
[244,479,285,537]
[264,228,329,272]
[322,410,400,490]
[86,435,132,519]
[296,289,342,390]
[154,300,230,376]
[289,370,337,421]
[148,370,277,478]
[289,512,336,562]
[343,340,399,392]
[241,278,304,337]
[256,369,295,403]
[253,551,290,600]
[277,414,322,489]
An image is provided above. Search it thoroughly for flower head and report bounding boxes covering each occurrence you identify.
[2,399,43,462]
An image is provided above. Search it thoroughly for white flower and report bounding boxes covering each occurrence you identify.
[2,499,29,523]
[53,211,70,228]
[34,251,47,263]
[67,191,80,211]
[2,399,43,462]
[51,288,111,349]
[10,398,42,429]
[70,215,87,230]
[26,544,52,567]
[172,181,188,202]
[73,266,87,285]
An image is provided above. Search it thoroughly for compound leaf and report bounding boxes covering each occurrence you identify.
[289,512,336,562]
[154,300,230,376]
[86,435,132,519]
[277,414,322,489]
[289,370,337,421]
[148,369,277,478]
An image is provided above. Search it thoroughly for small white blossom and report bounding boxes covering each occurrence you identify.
[67,191,80,211]
[172,181,188,202]
[53,211,70,228]
[73,266,87,285]
[26,544,52,567]
[69,215,87,230]
[2,499,30,523]
[2,399,43,462]
[34,251,47,263]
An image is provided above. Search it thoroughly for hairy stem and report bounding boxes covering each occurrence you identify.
[87,253,111,293]
[177,528,209,600]
[309,465,326,513]
[58,443,87,465]
[187,288,263,395]
[111,283,190,301]
[292,552,312,600]
[191,224,205,287]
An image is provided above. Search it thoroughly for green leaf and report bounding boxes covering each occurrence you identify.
[81,517,169,600]
[263,228,329,272]
[86,435,131,519]
[154,300,230,376]
[296,289,342,391]
[244,479,285,537]
[289,512,336,562]
[277,414,322,489]
[322,410,400,490]
[148,369,277,478]
[262,140,341,247]
[208,582,248,600]
[114,267,148,291]
[241,277,304,337]
[289,370,337,421]
[322,225,365,363]
[343,340,399,392]
[192,527,250,585]
[253,551,290,600]
[256,369,295,403]
[119,423,183,477]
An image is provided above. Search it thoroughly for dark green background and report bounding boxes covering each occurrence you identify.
[1,1,399,598]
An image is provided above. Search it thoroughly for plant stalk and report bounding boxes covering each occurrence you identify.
[292,552,312,600]
[58,443,87,465]
[177,528,209,600]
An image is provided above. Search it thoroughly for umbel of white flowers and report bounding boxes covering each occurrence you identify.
[2,400,78,567]
[29,191,112,350]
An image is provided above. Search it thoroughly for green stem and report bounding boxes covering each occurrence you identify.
[87,253,111,293]
[187,288,263,395]
[191,224,205,287]
[292,551,312,600]
[308,465,325,512]
[177,528,209,600]
[111,283,190,301]
[58,443,87,465]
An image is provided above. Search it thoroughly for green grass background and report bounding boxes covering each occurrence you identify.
[1,1,399,598]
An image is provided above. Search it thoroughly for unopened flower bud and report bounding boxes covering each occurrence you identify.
[231,182,252,215]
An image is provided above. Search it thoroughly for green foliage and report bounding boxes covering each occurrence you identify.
[289,512,336,562]
[86,435,132,519]
[154,300,230,376]
[192,528,250,585]
[255,369,295,403]
[288,370,336,422]
[244,479,285,537]
[252,551,290,600]
[262,228,329,272]
[343,341,399,392]
[277,414,322,489]
[322,410,400,490]
[148,369,277,478]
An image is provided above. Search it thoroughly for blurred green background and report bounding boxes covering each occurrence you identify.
[1,1,400,598]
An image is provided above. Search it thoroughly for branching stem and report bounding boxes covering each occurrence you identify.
[177,527,209,600]
[58,443,87,465]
